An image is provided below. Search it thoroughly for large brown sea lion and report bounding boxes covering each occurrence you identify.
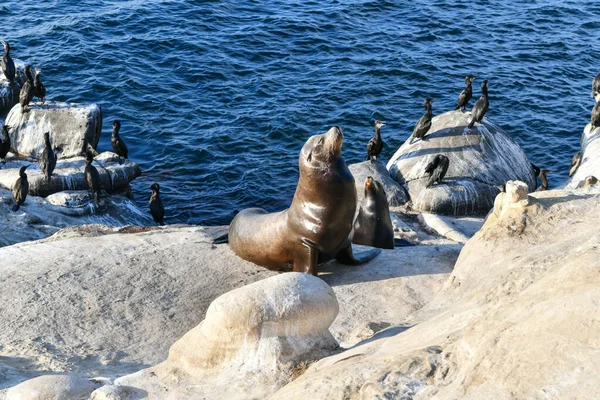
[229,126,381,275]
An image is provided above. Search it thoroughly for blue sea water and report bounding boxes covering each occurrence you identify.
[2,1,600,225]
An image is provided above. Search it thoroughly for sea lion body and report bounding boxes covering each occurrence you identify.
[229,127,380,275]
[352,177,394,250]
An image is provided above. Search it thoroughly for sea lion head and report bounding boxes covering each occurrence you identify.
[302,126,343,166]
[364,176,377,196]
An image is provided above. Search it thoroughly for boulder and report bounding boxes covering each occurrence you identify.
[348,160,409,207]
[567,123,600,188]
[5,375,99,400]
[387,110,536,216]
[4,101,102,158]
[0,152,140,198]
[115,272,340,399]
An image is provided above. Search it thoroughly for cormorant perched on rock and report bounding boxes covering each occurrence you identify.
[1,41,15,81]
[34,68,46,104]
[468,80,489,129]
[455,75,477,112]
[409,98,434,144]
[111,120,128,164]
[366,120,386,162]
[39,131,56,183]
[535,169,552,191]
[0,125,10,164]
[12,165,29,211]
[424,154,449,188]
[19,65,34,113]
[592,72,600,98]
[85,152,101,203]
[531,163,541,178]
[149,183,165,226]
[569,151,581,177]
[591,101,600,132]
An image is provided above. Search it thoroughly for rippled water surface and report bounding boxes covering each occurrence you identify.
[3,1,600,224]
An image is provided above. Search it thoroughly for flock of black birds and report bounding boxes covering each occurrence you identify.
[365,72,600,191]
[1,41,164,224]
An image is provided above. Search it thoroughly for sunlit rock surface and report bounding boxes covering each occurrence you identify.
[348,160,409,207]
[387,110,536,216]
[4,101,102,158]
[567,121,600,188]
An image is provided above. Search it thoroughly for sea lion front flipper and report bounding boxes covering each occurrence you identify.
[335,244,380,266]
[297,238,320,276]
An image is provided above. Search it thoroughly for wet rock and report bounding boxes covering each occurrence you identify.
[387,110,536,216]
[4,101,102,158]
[6,374,99,400]
[0,152,140,197]
[348,160,409,207]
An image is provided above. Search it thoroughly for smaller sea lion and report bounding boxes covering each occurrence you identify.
[0,125,10,164]
[569,152,581,177]
[34,68,46,104]
[19,65,34,113]
[455,75,477,112]
[39,131,56,182]
[409,98,434,144]
[1,41,15,81]
[366,120,386,162]
[85,151,101,203]
[352,176,394,249]
[468,79,489,129]
[424,154,450,188]
[535,169,552,191]
[111,120,129,164]
[12,165,29,211]
[149,183,165,226]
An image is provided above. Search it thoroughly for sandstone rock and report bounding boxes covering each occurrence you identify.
[272,189,600,399]
[0,152,140,198]
[89,384,138,400]
[4,101,102,158]
[115,273,340,399]
[5,375,99,400]
[567,121,600,189]
[387,110,536,215]
[348,160,409,206]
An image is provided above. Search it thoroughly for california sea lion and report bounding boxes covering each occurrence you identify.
[229,126,381,275]
[352,176,394,250]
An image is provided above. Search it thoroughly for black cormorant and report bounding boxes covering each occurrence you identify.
[468,80,489,129]
[569,152,581,177]
[409,98,434,144]
[12,165,29,211]
[39,131,56,183]
[591,101,600,131]
[455,75,477,112]
[111,120,128,164]
[19,65,34,113]
[424,154,449,188]
[149,183,165,226]
[591,72,600,98]
[535,169,552,191]
[34,68,46,104]
[0,125,10,164]
[1,41,15,82]
[366,120,386,162]
[85,151,101,203]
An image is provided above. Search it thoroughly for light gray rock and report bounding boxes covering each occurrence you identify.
[4,101,102,158]
[0,187,154,247]
[567,122,600,189]
[387,110,536,216]
[5,375,99,400]
[0,152,140,198]
[348,160,409,207]
[114,273,340,399]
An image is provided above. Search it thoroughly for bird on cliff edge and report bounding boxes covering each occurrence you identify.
[149,183,165,226]
[34,68,46,104]
[409,98,434,144]
[366,120,386,162]
[19,65,34,113]
[535,169,553,191]
[468,80,489,129]
[1,41,15,82]
[12,165,29,211]
[39,132,57,183]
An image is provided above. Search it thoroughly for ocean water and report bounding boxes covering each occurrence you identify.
[2,1,600,225]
